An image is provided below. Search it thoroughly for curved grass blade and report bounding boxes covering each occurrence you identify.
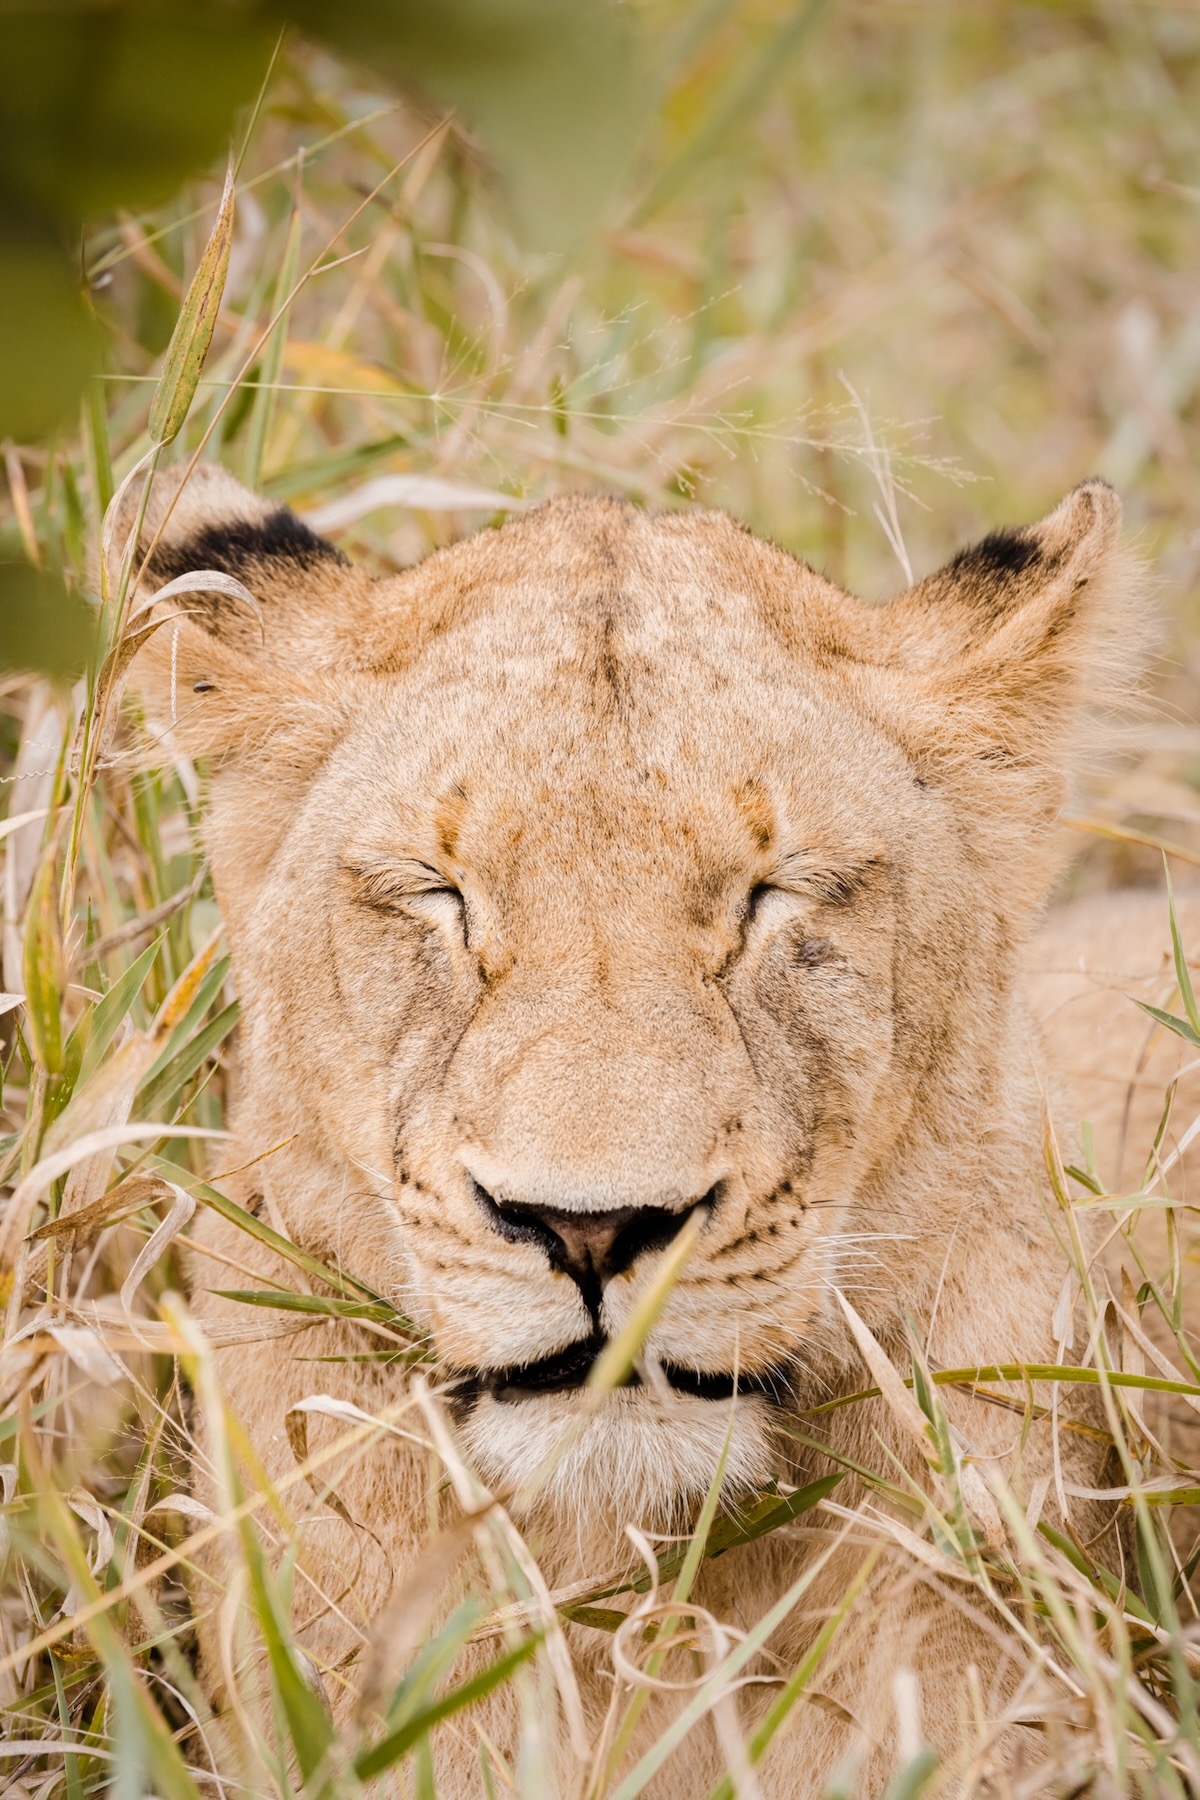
[1135,999,1200,1049]
[705,1549,882,1800]
[559,1474,841,1624]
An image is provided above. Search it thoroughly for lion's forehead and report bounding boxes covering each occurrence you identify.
[341,593,908,837]
[330,666,909,888]
[377,494,853,684]
[293,501,927,901]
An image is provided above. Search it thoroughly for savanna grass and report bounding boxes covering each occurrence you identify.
[3,9,1200,1794]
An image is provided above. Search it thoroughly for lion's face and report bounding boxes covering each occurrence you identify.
[134,473,1128,1518]
[263,612,910,1504]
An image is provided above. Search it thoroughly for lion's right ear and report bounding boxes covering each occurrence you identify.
[122,463,376,762]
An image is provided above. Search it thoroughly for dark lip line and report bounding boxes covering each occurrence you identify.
[446,1335,793,1407]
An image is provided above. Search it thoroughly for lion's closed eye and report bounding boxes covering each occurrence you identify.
[344,856,468,939]
[770,853,887,906]
[736,856,885,976]
[744,855,885,927]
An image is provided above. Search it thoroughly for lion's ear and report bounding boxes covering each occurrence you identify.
[875,480,1144,772]
[880,480,1126,677]
[866,481,1149,894]
[124,463,375,761]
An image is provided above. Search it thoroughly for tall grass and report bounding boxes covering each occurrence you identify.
[2,8,1200,1794]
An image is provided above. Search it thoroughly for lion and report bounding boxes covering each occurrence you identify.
[125,467,1182,1795]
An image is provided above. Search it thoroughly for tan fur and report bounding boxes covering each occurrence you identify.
[127,469,1156,1794]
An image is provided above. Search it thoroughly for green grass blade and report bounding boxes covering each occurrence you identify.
[72,934,164,1089]
[705,1549,881,1800]
[586,1207,705,1395]
[213,1287,423,1336]
[600,1405,739,1779]
[22,843,65,1075]
[137,998,240,1117]
[609,1535,855,1800]
[83,373,114,529]
[634,0,834,222]
[803,1362,1200,1416]
[355,1634,542,1779]
[243,200,303,487]
[560,1474,841,1622]
[1135,999,1200,1048]
[879,1749,940,1800]
[148,1156,403,1309]
[1165,861,1200,1037]
[1036,1521,1158,1624]
[376,1598,483,1732]
[139,956,231,1090]
[238,1521,336,1785]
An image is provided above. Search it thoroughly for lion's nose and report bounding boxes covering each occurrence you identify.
[471,1179,716,1310]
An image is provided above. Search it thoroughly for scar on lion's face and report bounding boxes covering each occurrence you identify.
[129,465,1136,1505]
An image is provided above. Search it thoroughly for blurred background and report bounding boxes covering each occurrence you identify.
[4,0,1199,881]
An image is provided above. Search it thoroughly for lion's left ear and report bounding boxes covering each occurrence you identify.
[124,462,378,763]
[867,479,1146,801]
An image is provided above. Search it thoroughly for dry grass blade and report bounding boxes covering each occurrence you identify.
[833,1289,943,1477]
[1,1123,222,1273]
[117,1178,195,1319]
[589,1208,707,1397]
[304,473,532,530]
[69,880,196,971]
[126,569,263,632]
[149,157,236,447]
[606,1533,856,1800]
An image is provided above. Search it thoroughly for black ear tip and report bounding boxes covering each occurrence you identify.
[948,526,1040,583]
[145,507,347,588]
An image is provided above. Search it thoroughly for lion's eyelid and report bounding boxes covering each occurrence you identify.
[762,853,887,906]
[343,856,463,912]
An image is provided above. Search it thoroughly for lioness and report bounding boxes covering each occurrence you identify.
[129,470,1169,1794]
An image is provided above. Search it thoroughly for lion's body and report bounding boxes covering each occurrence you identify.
[126,469,1181,1795]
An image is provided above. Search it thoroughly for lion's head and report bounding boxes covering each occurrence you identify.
[131,468,1133,1521]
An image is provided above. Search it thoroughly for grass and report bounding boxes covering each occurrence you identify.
[2,6,1200,1794]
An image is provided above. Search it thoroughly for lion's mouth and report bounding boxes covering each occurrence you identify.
[448,1335,792,1406]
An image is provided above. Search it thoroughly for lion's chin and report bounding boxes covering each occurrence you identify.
[456,1389,778,1529]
